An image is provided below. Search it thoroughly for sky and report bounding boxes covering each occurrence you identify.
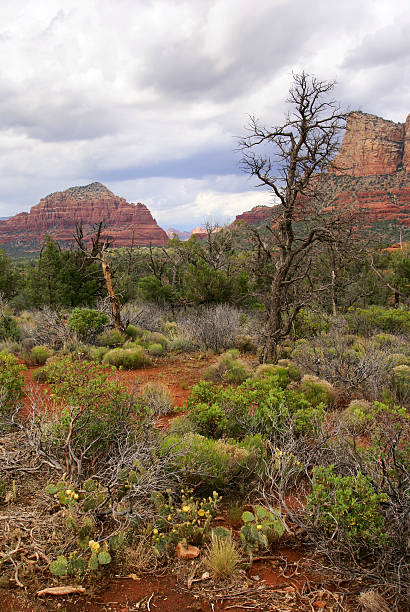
[0,0,409,230]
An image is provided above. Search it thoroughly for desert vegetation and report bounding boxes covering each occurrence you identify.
[0,75,408,611]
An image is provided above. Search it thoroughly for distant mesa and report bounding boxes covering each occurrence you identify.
[0,182,168,251]
[166,228,192,241]
[234,111,410,227]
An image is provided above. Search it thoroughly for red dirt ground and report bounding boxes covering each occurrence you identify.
[3,355,353,611]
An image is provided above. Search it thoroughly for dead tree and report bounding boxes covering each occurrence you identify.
[74,222,125,332]
[239,72,358,362]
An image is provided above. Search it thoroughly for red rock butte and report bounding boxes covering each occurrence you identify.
[234,111,410,227]
[0,182,168,250]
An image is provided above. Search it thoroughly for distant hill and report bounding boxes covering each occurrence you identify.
[0,182,168,252]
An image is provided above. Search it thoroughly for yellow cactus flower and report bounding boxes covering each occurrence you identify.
[198,509,205,517]
[257,524,262,530]
[153,528,158,535]
[182,505,190,512]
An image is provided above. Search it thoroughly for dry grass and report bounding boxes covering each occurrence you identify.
[357,590,391,612]
[204,535,242,579]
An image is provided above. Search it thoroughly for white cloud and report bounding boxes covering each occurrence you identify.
[0,0,409,226]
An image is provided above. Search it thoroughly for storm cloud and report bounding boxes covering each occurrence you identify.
[0,0,408,229]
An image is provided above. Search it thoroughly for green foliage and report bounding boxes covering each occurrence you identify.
[30,345,52,365]
[102,347,151,369]
[0,250,18,299]
[254,364,292,388]
[185,379,325,441]
[205,351,251,384]
[41,356,145,455]
[0,351,26,417]
[292,309,329,339]
[97,329,125,347]
[88,346,108,363]
[239,506,285,553]
[389,365,409,404]
[0,313,20,341]
[20,237,103,309]
[160,433,262,493]
[125,324,142,340]
[149,332,168,348]
[298,375,337,408]
[346,306,410,336]
[340,400,373,435]
[307,465,388,551]
[150,489,221,554]
[147,342,163,356]
[68,308,109,339]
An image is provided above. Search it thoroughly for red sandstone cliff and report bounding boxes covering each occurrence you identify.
[235,205,274,225]
[0,182,168,249]
[234,111,410,228]
[330,111,408,176]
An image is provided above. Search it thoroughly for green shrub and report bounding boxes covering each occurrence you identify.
[292,309,329,339]
[68,308,109,339]
[277,360,301,381]
[140,382,173,416]
[298,375,337,408]
[371,333,397,349]
[40,357,146,456]
[233,334,256,353]
[160,433,260,493]
[162,321,179,339]
[185,379,324,441]
[169,336,194,353]
[340,400,373,435]
[102,347,151,369]
[149,332,168,348]
[205,352,250,384]
[32,367,48,383]
[0,351,26,418]
[147,342,163,356]
[125,324,142,340]
[0,314,20,341]
[97,329,125,347]
[254,364,291,388]
[346,306,410,336]
[389,365,409,404]
[88,346,108,363]
[31,345,52,365]
[307,465,388,551]
[386,353,410,367]
[188,402,228,438]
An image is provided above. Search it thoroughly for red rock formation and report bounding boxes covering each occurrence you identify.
[234,205,274,225]
[330,112,406,176]
[234,112,410,228]
[0,182,168,250]
[166,228,192,241]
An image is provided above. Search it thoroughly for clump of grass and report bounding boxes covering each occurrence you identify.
[147,342,164,356]
[204,535,242,579]
[140,382,173,416]
[102,347,151,369]
[31,345,52,365]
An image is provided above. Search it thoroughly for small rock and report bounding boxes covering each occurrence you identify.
[176,542,200,560]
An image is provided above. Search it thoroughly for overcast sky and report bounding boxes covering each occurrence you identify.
[0,0,409,230]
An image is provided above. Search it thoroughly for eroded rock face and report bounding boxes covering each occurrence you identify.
[233,111,410,228]
[234,205,274,225]
[331,111,407,176]
[0,182,168,250]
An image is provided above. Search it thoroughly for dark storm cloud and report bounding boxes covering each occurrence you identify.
[0,0,409,228]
